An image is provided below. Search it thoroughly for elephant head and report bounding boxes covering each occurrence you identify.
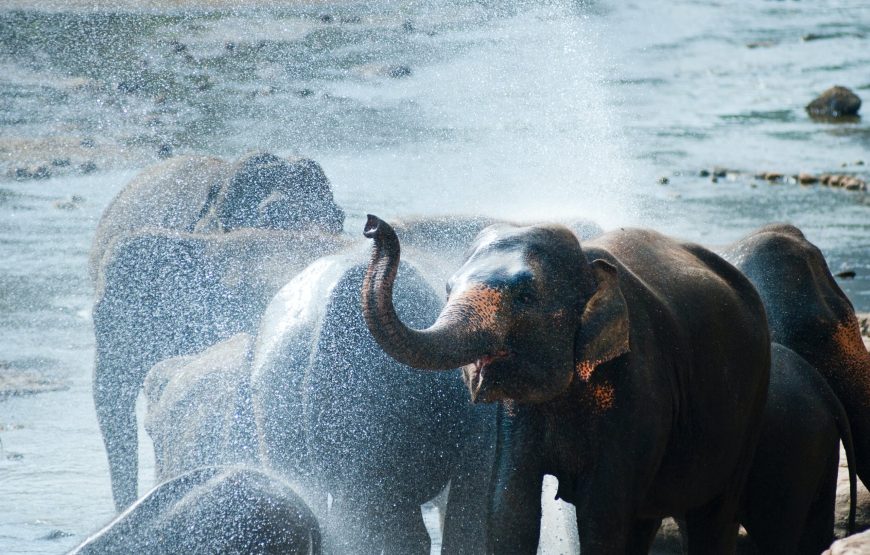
[361,215,629,404]
[199,152,345,234]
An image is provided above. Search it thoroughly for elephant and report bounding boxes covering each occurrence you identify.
[144,333,258,482]
[740,343,856,554]
[68,466,321,555]
[92,151,347,510]
[89,151,344,280]
[720,224,870,489]
[361,215,770,553]
[250,246,497,554]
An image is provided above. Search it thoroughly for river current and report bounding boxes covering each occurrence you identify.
[1,1,868,553]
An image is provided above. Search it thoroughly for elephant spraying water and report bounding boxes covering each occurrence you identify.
[361,215,770,553]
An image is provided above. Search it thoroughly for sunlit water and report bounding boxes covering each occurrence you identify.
[0,1,868,553]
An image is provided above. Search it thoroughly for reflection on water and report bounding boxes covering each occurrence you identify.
[0,0,868,553]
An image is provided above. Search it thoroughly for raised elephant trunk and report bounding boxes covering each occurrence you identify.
[362,215,498,370]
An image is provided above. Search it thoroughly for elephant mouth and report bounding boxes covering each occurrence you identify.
[466,349,511,403]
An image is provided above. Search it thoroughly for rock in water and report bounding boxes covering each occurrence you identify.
[807,86,862,119]
[824,529,870,554]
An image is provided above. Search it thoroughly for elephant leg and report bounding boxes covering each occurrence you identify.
[93,356,141,511]
[324,494,384,555]
[381,502,430,555]
[626,517,661,554]
[442,471,491,555]
[797,452,838,555]
[488,408,545,555]
[682,496,740,555]
[442,404,498,555]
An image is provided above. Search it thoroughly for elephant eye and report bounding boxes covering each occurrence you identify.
[515,287,536,306]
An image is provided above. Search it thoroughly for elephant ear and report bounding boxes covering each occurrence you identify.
[574,259,630,381]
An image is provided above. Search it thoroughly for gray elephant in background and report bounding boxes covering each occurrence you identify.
[89,152,344,279]
[251,248,497,554]
[92,151,348,510]
[144,333,258,482]
[68,466,321,555]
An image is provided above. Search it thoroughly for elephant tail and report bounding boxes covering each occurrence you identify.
[841,403,857,535]
[824,374,857,535]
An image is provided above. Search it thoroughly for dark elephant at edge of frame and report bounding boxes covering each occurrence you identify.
[739,343,856,554]
[67,466,320,555]
[251,247,497,554]
[721,224,870,490]
[92,151,346,510]
[361,215,770,554]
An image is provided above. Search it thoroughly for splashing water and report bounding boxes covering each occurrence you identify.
[0,1,868,553]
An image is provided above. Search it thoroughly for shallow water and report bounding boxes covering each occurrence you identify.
[0,1,868,553]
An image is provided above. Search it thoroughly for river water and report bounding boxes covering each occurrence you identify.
[0,1,868,553]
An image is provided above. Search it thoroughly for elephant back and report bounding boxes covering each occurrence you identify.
[69,466,320,555]
[251,249,465,505]
[89,155,229,281]
[144,333,258,482]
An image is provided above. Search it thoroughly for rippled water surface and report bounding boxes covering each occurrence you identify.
[1,1,868,552]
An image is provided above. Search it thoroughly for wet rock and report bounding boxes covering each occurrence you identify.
[858,313,869,339]
[806,86,862,119]
[658,176,669,185]
[759,171,784,181]
[157,144,173,159]
[387,64,412,79]
[40,529,74,541]
[10,164,51,181]
[53,195,85,210]
[168,39,187,54]
[848,181,865,191]
[79,161,98,174]
[824,529,870,554]
[117,80,142,94]
[797,172,818,184]
[815,174,868,190]
[0,366,68,399]
[699,166,867,192]
[835,270,856,279]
